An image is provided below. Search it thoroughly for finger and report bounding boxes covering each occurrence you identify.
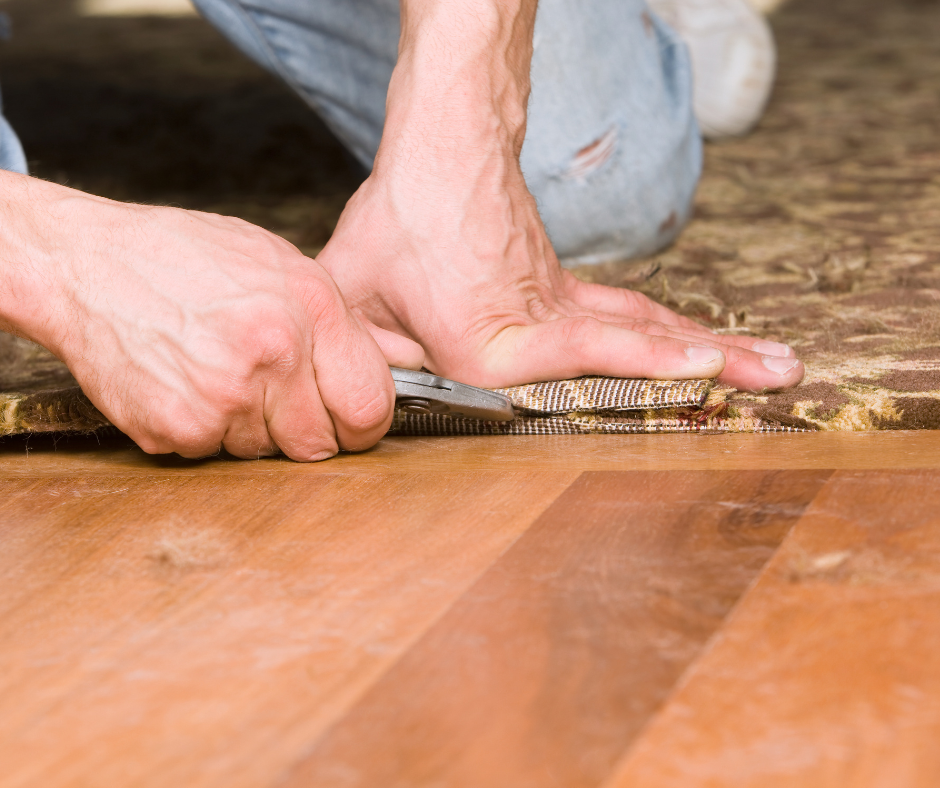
[355,310,426,370]
[264,371,342,462]
[310,303,396,453]
[220,403,280,460]
[484,317,727,385]
[630,327,804,390]
[663,333,803,390]
[589,307,798,359]
[565,276,713,332]
[556,317,803,392]
[568,278,802,364]
[716,345,805,391]
[748,339,797,358]
[132,403,226,460]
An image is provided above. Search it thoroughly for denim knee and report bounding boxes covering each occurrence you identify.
[522,0,702,264]
[0,87,27,174]
[194,0,701,262]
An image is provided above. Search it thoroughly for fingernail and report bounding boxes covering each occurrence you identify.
[761,356,800,375]
[752,340,793,357]
[685,345,724,366]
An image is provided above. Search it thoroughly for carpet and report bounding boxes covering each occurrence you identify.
[572,0,940,431]
[3,0,940,436]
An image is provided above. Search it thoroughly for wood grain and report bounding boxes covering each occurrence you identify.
[605,470,940,788]
[0,471,576,788]
[2,431,940,476]
[3,442,937,787]
[279,470,831,788]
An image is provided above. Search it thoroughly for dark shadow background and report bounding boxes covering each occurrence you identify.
[0,0,363,256]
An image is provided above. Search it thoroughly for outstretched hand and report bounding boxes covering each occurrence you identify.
[318,0,803,395]
[318,136,803,394]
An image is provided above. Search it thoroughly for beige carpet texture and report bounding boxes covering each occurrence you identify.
[2,0,939,437]
[575,0,940,432]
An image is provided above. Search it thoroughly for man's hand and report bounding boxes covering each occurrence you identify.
[0,172,421,460]
[318,0,803,392]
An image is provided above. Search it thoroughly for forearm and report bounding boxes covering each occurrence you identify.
[0,170,78,352]
[377,0,538,173]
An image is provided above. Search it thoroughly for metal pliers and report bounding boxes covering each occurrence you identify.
[391,367,515,421]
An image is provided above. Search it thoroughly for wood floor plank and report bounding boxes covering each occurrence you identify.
[2,432,939,476]
[0,471,577,788]
[279,470,832,788]
[604,470,940,788]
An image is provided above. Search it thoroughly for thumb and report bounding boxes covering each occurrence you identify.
[354,310,426,370]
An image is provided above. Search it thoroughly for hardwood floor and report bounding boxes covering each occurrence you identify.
[1,433,938,787]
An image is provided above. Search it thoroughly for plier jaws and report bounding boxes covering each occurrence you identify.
[391,367,516,422]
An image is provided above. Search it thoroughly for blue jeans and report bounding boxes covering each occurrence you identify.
[0,0,701,263]
[0,87,27,175]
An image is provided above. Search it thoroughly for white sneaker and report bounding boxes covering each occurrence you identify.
[646,0,777,139]
[744,0,788,14]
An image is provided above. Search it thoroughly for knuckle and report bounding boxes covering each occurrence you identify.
[296,274,343,322]
[131,433,166,456]
[248,321,301,374]
[631,319,667,337]
[623,289,652,308]
[223,311,304,382]
[619,288,659,318]
[141,400,224,458]
[559,316,600,353]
